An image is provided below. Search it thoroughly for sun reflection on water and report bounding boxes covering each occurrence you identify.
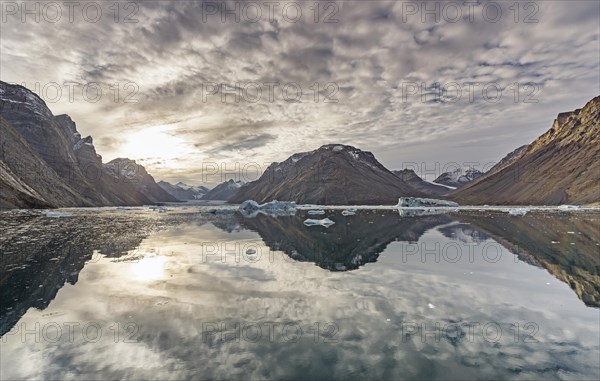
[130,256,167,281]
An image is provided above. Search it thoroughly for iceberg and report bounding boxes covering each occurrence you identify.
[397,197,459,208]
[239,200,297,217]
[558,205,580,210]
[303,218,335,227]
[508,208,529,216]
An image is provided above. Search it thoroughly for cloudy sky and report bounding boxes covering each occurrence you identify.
[1,0,598,184]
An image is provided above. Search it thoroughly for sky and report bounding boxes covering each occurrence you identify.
[1,0,599,185]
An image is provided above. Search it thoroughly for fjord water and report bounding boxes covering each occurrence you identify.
[1,207,599,380]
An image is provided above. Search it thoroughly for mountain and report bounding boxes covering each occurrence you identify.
[452,96,600,205]
[433,167,484,188]
[202,179,244,201]
[104,158,178,203]
[486,145,528,174]
[176,182,210,194]
[0,81,176,208]
[229,144,426,205]
[392,169,452,198]
[158,181,210,201]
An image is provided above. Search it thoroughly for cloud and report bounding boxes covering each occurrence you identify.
[1,0,598,183]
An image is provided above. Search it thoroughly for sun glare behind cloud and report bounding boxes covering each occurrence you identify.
[119,125,192,168]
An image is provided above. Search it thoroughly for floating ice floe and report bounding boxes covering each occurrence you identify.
[307,210,326,215]
[508,208,529,216]
[397,197,459,208]
[239,200,297,217]
[558,205,580,210]
[428,303,436,309]
[303,218,335,227]
[42,210,72,218]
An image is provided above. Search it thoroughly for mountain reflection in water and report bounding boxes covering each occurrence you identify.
[0,207,599,380]
[236,210,453,271]
[237,209,599,307]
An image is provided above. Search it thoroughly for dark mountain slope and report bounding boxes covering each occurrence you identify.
[230,144,426,205]
[452,96,600,205]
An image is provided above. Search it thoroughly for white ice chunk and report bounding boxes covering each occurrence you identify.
[558,205,580,210]
[397,197,459,207]
[508,208,529,215]
[303,218,335,227]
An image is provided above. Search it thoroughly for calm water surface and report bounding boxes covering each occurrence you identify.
[1,206,599,380]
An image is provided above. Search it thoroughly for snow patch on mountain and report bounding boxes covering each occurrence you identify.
[424,179,456,190]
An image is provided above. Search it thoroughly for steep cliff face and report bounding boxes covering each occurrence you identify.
[230,144,425,205]
[0,81,176,208]
[452,96,600,205]
[0,83,113,205]
[0,116,91,208]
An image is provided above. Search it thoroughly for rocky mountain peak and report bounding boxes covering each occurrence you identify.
[105,158,148,179]
[230,144,426,205]
[529,96,599,154]
[393,169,421,182]
[0,82,52,119]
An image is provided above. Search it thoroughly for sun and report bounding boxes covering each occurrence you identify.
[120,124,191,166]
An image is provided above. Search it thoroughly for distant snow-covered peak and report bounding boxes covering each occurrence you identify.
[433,167,484,187]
